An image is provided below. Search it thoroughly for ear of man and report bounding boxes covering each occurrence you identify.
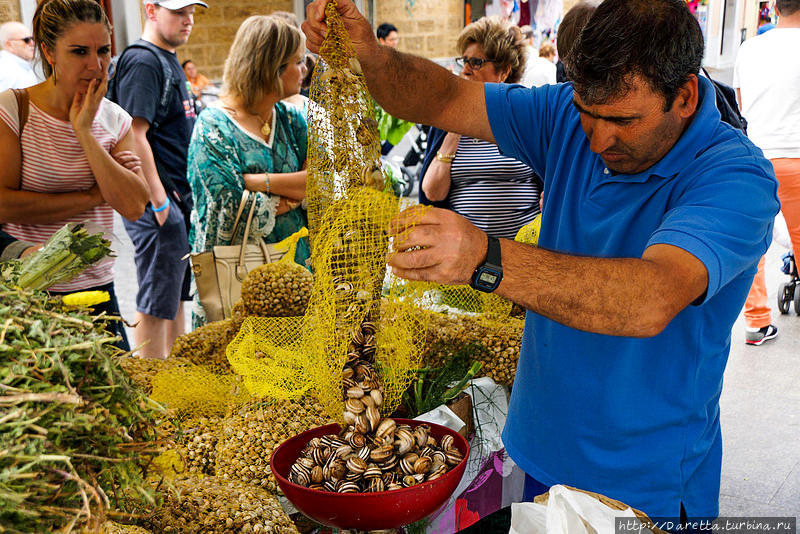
[671,74,699,119]
[145,3,158,21]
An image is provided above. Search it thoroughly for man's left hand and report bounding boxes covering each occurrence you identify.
[388,205,488,285]
[302,0,378,60]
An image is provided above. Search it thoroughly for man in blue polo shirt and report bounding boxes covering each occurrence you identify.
[303,0,779,523]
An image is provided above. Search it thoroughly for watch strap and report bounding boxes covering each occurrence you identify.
[484,236,501,270]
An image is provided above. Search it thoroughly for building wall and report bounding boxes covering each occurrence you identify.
[178,0,293,81]
[563,0,579,14]
[0,0,21,24]
[376,0,464,59]
[702,0,759,69]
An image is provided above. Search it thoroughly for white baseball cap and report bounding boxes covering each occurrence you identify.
[144,0,209,9]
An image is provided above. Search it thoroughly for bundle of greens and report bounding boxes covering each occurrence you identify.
[16,223,113,290]
[403,341,484,417]
[0,283,163,533]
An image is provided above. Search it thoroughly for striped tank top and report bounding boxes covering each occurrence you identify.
[0,90,132,292]
[450,136,541,239]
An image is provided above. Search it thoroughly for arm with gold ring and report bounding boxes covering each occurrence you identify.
[70,76,149,222]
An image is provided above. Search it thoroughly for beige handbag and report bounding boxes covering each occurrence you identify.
[191,191,285,322]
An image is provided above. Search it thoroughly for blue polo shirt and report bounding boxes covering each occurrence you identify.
[486,77,778,517]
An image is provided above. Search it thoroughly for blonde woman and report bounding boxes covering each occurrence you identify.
[187,15,309,327]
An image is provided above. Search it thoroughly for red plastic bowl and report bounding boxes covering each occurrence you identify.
[270,418,469,530]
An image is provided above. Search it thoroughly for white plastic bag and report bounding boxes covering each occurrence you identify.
[509,485,654,534]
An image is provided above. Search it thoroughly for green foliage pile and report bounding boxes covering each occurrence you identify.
[0,282,162,533]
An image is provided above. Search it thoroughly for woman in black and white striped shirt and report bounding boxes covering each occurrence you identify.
[421,17,542,239]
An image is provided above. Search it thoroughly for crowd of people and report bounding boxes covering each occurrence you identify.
[0,0,797,529]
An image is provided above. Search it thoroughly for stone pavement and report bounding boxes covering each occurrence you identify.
[719,240,799,516]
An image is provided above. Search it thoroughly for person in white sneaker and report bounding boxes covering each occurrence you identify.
[734,0,800,346]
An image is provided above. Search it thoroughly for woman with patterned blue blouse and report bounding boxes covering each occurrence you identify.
[187,15,310,326]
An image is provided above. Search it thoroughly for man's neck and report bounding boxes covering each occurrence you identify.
[141,26,176,53]
[777,11,800,29]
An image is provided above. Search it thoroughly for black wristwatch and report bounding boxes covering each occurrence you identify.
[470,236,503,292]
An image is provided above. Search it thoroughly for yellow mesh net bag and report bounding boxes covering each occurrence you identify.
[225,0,425,422]
[391,214,541,387]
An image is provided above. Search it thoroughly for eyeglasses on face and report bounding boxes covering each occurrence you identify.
[455,56,493,70]
[14,37,34,44]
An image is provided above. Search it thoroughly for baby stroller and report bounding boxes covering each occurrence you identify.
[773,212,799,315]
[777,252,800,315]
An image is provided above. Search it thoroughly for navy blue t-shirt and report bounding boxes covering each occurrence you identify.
[112,40,196,197]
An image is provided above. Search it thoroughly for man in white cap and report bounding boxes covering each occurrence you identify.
[107,0,207,358]
[0,21,37,92]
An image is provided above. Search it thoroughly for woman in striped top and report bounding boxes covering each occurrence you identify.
[0,0,149,348]
[421,17,542,240]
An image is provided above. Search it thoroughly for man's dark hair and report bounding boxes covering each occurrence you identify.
[777,0,800,16]
[567,0,704,110]
[557,1,597,66]
[376,22,398,40]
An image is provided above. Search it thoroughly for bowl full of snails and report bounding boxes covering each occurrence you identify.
[270,418,469,531]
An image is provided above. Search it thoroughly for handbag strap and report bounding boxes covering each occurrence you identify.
[12,88,29,136]
[229,190,252,245]
[236,196,259,279]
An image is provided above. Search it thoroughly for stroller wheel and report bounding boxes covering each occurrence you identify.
[794,284,800,316]
[777,282,792,315]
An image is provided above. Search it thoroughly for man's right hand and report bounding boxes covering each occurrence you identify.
[302,0,379,60]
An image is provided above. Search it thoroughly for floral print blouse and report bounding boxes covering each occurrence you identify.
[187,100,310,325]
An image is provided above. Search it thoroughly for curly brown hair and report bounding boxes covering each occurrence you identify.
[456,16,527,84]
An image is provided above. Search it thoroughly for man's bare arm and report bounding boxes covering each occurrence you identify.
[131,118,170,225]
[497,240,708,336]
[302,0,495,142]
[389,207,708,337]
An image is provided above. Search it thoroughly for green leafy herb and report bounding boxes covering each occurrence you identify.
[404,341,483,417]
[16,223,113,290]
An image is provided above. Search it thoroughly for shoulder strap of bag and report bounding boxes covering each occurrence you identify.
[131,40,175,130]
[229,190,252,245]
[701,67,748,134]
[12,88,29,136]
[110,40,174,129]
[236,196,261,280]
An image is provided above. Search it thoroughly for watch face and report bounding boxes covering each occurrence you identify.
[472,266,502,292]
[478,271,498,285]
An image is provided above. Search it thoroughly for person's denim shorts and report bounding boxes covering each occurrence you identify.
[123,201,191,320]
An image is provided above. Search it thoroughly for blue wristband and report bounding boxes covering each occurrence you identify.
[152,197,170,212]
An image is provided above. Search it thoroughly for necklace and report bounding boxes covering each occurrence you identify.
[256,110,272,137]
[222,101,272,138]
